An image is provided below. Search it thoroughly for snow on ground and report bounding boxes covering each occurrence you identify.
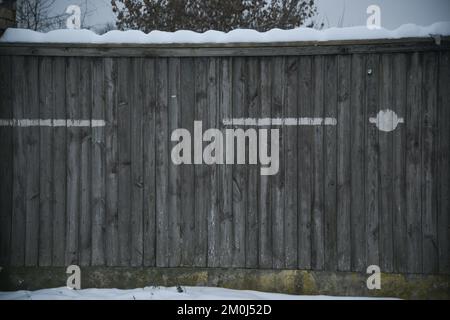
[1,22,449,44]
[0,286,397,300]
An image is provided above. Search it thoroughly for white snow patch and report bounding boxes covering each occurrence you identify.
[1,22,449,44]
[0,286,398,300]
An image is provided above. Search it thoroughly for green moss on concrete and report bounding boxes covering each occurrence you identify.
[0,267,448,299]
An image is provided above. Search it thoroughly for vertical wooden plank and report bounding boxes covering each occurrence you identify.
[11,57,26,266]
[38,57,53,266]
[65,57,81,266]
[271,56,285,269]
[379,54,394,272]
[155,58,169,267]
[219,57,233,267]
[405,53,423,274]
[91,57,106,266]
[194,58,208,267]
[232,57,247,268]
[392,53,408,273]
[104,58,119,266]
[117,58,131,266]
[245,58,260,268]
[207,57,221,268]
[130,58,144,266]
[52,57,66,266]
[0,56,12,267]
[284,56,298,269]
[324,55,338,271]
[24,57,40,267]
[297,56,312,270]
[336,55,352,271]
[258,57,272,269]
[365,54,380,268]
[421,52,439,274]
[168,57,181,267]
[143,58,156,267]
[311,55,324,270]
[180,58,195,266]
[79,58,92,266]
[438,52,450,274]
[350,54,366,271]
[246,57,260,268]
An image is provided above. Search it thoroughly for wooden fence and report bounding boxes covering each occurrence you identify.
[0,38,449,276]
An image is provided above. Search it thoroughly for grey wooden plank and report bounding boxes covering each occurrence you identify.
[52,57,66,266]
[130,58,144,267]
[79,58,92,266]
[421,52,439,274]
[38,57,54,266]
[324,55,338,271]
[232,57,247,268]
[336,54,352,271]
[365,54,380,268]
[180,58,195,266]
[24,56,40,267]
[167,57,181,267]
[0,56,12,267]
[405,52,423,274]
[155,58,169,267]
[194,57,208,267]
[284,56,298,269]
[117,58,132,266]
[10,56,26,266]
[206,57,220,268]
[438,52,450,274]
[143,58,156,267]
[271,56,285,269]
[379,54,394,273]
[258,57,272,269]
[311,55,325,270]
[219,57,233,267]
[91,57,106,266]
[350,54,366,272]
[104,57,119,266]
[1,39,448,58]
[297,56,312,270]
[245,57,260,268]
[65,57,81,265]
[392,53,408,273]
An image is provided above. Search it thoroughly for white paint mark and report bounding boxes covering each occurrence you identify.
[369,109,404,132]
[0,119,106,127]
[223,117,337,126]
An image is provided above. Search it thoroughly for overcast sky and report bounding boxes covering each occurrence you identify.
[50,0,450,31]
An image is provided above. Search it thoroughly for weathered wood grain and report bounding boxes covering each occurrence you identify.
[130,58,144,267]
[258,57,272,269]
[405,53,423,274]
[379,54,394,273]
[336,55,352,271]
[52,57,67,267]
[297,56,312,270]
[38,57,53,266]
[350,54,366,272]
[79,58,92,266]
[0,56,12,267]
[91,57,106,266]
[437,52,450,274]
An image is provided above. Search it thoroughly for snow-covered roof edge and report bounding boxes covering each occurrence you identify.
[1,22,450,44]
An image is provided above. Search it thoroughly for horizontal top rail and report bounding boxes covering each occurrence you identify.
[0,37,449,57]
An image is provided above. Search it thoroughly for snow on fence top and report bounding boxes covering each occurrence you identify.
[1,22,450,44]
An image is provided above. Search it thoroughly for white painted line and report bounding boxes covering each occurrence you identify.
[223,117,337,126]
[0,119,106,127]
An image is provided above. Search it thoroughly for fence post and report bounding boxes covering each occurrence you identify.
[0,0,16,36]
